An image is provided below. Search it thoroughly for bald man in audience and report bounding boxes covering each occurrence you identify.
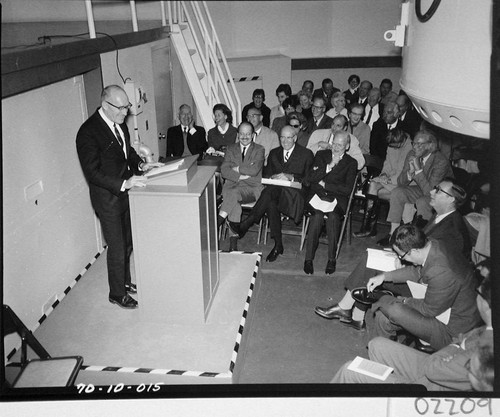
[306,114,365,170]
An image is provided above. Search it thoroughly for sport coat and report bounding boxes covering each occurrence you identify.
[306,129,365,170]
[166,124,207,160]
[370,118,401,161]
[424,210,472,260]
[307,150,357,213]
[76,110,142,216]
[264,143,314,183]
[254,126,279,165]
[397,149,454,194]
[221,141,265,188]
[305,114,333,134]
[384,239,481,338]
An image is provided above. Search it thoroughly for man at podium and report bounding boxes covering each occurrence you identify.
[76,85,162,309]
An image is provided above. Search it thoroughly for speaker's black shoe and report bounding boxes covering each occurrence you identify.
[109,294,138,309]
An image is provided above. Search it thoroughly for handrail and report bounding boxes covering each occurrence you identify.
[82,1,241,124]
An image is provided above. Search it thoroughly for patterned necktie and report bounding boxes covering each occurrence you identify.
[113,123,124,148]
[365,107,373,125]
[284,151,289,163]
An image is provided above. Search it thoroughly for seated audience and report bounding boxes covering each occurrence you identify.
[271,96,298,136]
[301,80,314,96]
[317,179,473,330]
[306,114,365,170]
[378,78,396,114]
[305,96,333,134]
[303,131,357,275]
[247,107,279,165]
[347,103,370,156]
[365,225,481,350]
[379,130,454,245]
[313,78,340,110]
[287,111,310,148]
[326,91,348,119]
[242,88,271,128]
[296,89,313,120]
[343,74,360,106]
[206,103,237,158]
[354,129,413,238]
[218,122,265,252]
[396,94,422,139]
[270,83,292,127]
[166,104,207,161]
[331,269,492,391]
[234,126,314,262]
[357,80,373,107]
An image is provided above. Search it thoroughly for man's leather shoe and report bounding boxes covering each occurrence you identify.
[125,283,137,294]
[314,304,352,320]
[340,317,366,331]
[228,221,240,236]
[304,260,314,275]
[266,245,283,262]
[109,294,138,309]
[325,259,336,275]
[377,233,391,247]
[229,236,238,252]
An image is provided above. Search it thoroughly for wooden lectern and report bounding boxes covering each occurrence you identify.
[129,155,219,324]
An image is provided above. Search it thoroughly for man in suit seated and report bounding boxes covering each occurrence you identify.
[247,106,280,165]
[362,87,381,130]
[306,114,365,170]
[331,270,493,391]
[396,94,422,140]
[218,122,265,252]
[305,96,333,135]
[315,179,472,330]
[347,103,371,156]
[365,225,481,351]
[76,85,163,309]
[303,131,357,275]
[165,104,207,161]
[241,88,271,128]
[378,129,454,245]
[234,125,314,262]
[357,80,372,107]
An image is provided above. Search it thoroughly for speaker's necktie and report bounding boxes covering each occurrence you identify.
[114,123,124,148]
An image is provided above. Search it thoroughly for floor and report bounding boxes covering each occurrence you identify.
[7,202,393,388]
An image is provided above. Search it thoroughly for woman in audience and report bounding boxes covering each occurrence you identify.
[326,91,348,119]
[296,89,313,120]
[206,103,238,157]
[354,129,413,238]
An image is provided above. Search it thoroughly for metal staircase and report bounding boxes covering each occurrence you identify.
[168,1,241,128]
[83,0,241,130]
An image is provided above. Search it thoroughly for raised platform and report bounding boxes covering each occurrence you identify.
[8,251,262,386]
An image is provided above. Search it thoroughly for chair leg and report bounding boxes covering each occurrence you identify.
[256,218,263,244]
[263,216,268,245]
[300,216,310,251]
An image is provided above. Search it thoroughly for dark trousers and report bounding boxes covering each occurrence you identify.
[97,208,133,298]
[305,208,342,261]
[250,185,284,245]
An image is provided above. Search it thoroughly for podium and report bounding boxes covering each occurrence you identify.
[129,155,219,324]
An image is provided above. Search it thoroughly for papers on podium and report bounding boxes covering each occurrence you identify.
[144,159,184,178]
[366,248,398,272]
[347,356,394,381]
[261,178,302,189]
[406,281,451,325]
[309,194,337,213]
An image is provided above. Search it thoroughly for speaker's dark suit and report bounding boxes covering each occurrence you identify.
[76,110,143,298]
[305,150,357,261]
[249,144,314,245]
[166,124,207,161]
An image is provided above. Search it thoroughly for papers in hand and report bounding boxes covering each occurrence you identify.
[309,194,337,213]
[366,248,398,272]
[144,160,184,178]
[406,281,451,325]
[347,356,393,381]
[261,178,302,189]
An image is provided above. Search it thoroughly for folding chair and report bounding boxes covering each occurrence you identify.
[219,201,264,244]
[3,304,83,387]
